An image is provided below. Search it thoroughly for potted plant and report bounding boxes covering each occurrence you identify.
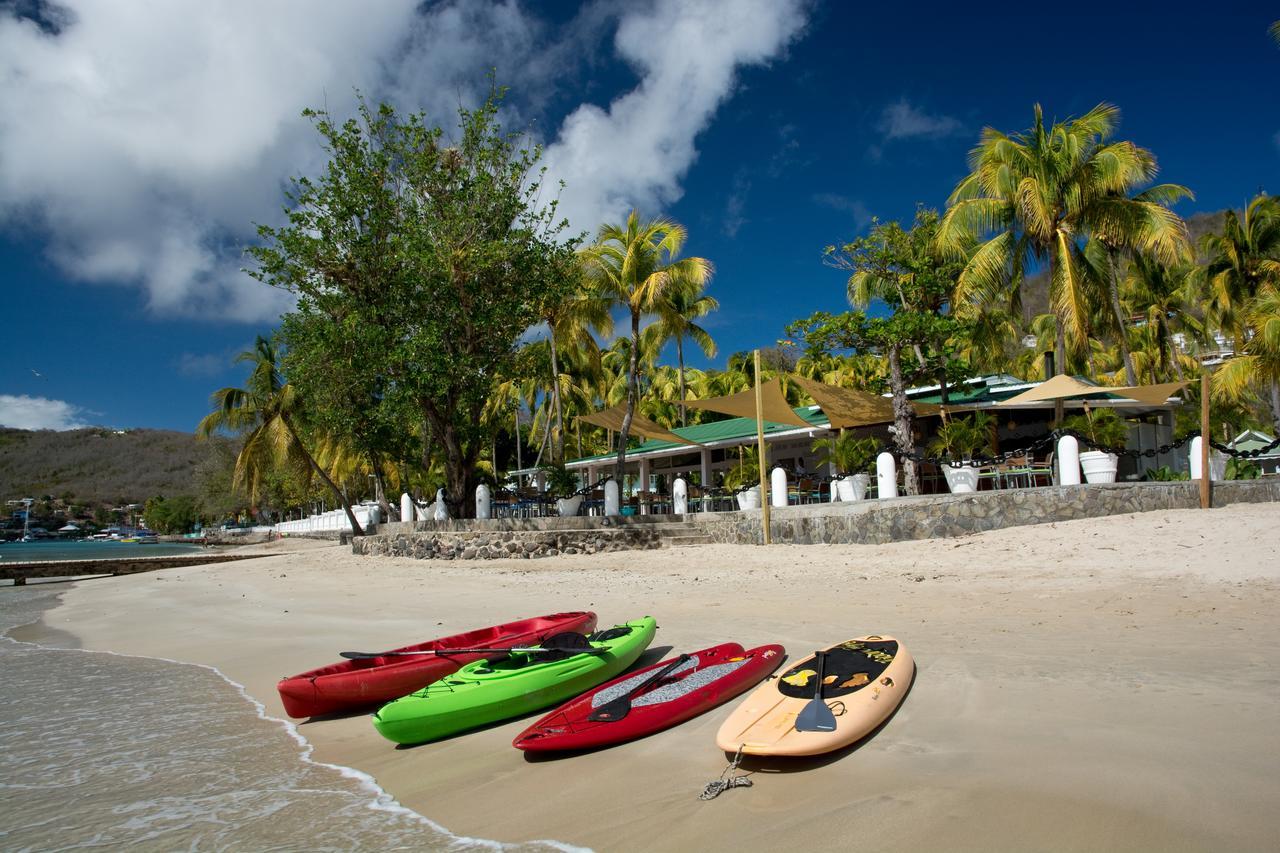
[812,432,880,501]
[542,466,583,516]
[722,447,762,510]
[1062,408,1129,484]
[927,411,995,493]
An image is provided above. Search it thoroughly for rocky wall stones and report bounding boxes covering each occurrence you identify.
[350,526,664,560]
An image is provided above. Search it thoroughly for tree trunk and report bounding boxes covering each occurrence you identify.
[421,400,478,519]
[677,335,687,427]
[614,310,641,483]
[887,344,919,496]
[513,410,523,473]
[281,416,364,535]
[372,458,394,522]
[548,321,565,463]
[1106,247,1138,386]
[1160,315,1185,381]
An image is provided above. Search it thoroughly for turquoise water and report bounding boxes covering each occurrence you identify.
[0,540,205,562]
[0,587,585,852]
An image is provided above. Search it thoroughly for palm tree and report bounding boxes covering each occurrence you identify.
[197,337,363,534]
[582,212,712,481]
[937,103,1185,378]
[1198,194,1280,342]
[1215,284,1280,431]
[1123,254,1201,382]
[642,276,719,425]
[540,268,613,463]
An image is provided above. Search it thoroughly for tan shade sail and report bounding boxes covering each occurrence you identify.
[576,404,701,446]
[791,375,942,427]
[683,377,813,428]
[1110,381,1189,406]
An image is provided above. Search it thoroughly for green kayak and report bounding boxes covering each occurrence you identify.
[372,617,658,745]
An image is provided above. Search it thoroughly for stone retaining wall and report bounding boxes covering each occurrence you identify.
[351,525,665,560]
[706,479,1280,546]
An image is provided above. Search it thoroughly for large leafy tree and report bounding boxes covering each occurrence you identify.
[582,212,712,481]
[196,337,363,533]
[248,89,576,516]
[936,103,1188,380]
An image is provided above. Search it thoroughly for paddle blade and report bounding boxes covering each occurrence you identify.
[794,698,837,732]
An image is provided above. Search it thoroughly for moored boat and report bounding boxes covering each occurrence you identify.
[276,611,597,718]
[373,617,657,745]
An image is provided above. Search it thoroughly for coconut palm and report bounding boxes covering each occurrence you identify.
[937,103,1187,379]
[539,268,614,463]
[1122,254,1201,382]
[197,337,363,534]
[1214,284,1280,431]
[641,275,719,425]
[1197,194,1280,343]
[582,212,712,480]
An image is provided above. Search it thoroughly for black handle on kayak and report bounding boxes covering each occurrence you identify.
[587,654,692,723]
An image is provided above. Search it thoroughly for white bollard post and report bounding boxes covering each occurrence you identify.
[1058,435,1081,485]
[1189,436,1203,480]
[433,488,449,521]
[673,477,688,515]
[770,466,788,508]
[475,484,491,520]
[830,479,841,502]
[604,480,621,517]
[876,452,898,499]
[400,493,413,524]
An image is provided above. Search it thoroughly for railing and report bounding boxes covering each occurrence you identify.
[274,504,381,534]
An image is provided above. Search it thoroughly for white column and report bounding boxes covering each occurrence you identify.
[400,493,413,523]
[638,458,651,514]
[604,480,621,516]
[1058,435,1081,485]
[673,477,688,515]
[700,448,711,486]
[876,452,898,499]
[1189,437,1204,480]
[475,484,491,520]
[770,466,788,508]
[433,488,450,521]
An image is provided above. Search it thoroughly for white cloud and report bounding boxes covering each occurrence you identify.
[877,99,963,141]
[0,0,810,321]
[814,192,871,232]
[0,394,91,430]
[542,0,810,237]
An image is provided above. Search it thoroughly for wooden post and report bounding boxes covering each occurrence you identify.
[754,349,771,545]
[1200,371,1211,509]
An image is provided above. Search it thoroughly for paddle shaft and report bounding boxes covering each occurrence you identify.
[794,650,837,733]
[588,654,692,722]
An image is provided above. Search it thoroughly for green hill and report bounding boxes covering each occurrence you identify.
[0,427,214,506]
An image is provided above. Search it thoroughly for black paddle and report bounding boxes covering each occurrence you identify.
[588,654,692,722]
[340,631,597,660]
[794,650,837,733]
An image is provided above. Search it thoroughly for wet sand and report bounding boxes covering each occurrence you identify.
[28,503,1280,851]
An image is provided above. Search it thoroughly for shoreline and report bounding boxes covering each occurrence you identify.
[20,506,1280,851]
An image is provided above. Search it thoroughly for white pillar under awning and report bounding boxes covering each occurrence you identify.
[700,448,711,485]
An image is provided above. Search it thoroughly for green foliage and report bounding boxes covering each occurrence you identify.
[811,432,880,474]
[928,412,996,460]
[1144,465,1189,481]
[721,446,762,491]
[1225,457,1261,480]
[1061,408,1131,449]
[540,465,579,498]
[143,495,200,534]
[248,85,576,516]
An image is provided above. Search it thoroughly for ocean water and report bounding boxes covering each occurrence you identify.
[0,540,207,562]
[0,587,584,852]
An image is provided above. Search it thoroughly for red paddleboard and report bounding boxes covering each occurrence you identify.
[513,642,784,752]
[276,611,597,718]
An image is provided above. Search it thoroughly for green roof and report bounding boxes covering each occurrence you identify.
[1229,430,1280,456]
[568,406,829,465]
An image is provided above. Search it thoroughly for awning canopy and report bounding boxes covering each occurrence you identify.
[791,375,942,427]
[998,374,1188,407]
[683,377,813,428]
[576,404,702,446]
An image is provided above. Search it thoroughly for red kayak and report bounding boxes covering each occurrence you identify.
[277,611,597,718]
[513,642,784,752]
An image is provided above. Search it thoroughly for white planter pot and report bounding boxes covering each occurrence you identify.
[1079,450,1118,484]
[943,464,979,494]
[835,474,869,501]
[735,486,761,510]
[555,495,584,517]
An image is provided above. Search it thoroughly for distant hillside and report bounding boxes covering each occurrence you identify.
[0,427,213,505]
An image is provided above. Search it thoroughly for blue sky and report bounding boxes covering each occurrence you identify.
[1,0,1276,432]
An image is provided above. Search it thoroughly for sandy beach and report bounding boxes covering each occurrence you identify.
[16,503,1280,851]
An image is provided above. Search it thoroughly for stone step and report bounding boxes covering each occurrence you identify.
[664,534,716,546]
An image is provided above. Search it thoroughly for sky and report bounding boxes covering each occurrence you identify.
[1,0,1276,432]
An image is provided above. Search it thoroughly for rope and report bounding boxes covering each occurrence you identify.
[699,745,753,800]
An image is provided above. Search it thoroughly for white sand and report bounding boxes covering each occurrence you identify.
[28,503,1280,851]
